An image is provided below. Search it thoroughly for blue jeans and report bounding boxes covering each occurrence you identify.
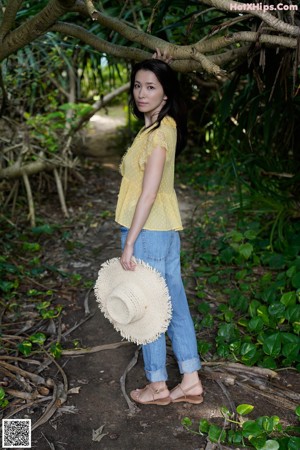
[121,227,201,382]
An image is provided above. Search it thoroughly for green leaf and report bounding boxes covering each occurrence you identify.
[292,272,300,289]
[280,292,297,307]
[248,317,264,332]
[258,416,280,432]
[31,224,55,235]
[197,341,212,355]
[217,323,239,342]
[200,314,214,328]
[257,305,270,325]
[285,305,300,323]
[199,419,209,433]
[240,343,257,362]
[227,429,243,445]
[236,404,254,416]
[281,332,300,344]
[295,405,300,417]
[244,230,257,240]
[259,440,280,450]
[197,302,210,314]
[50,342,62,359]
[0,387,6,400]
[238,243,253,260]
[249,300,262,318]
[18,341,32,356]
[181,417,193,428]
[261,356,277,369]
[36,301,51,310]
[220,406,231,418]
[228,231,244,242]
[268,303,285,318]
[29,332,46,345]
[242,420,264,438]
[262,333,282,357]
[249,435,267,448]
[288,437,300,450]
[282,343,299,360]
[208,424,226,443]
[22,242,41,252]
[0,281,17,292]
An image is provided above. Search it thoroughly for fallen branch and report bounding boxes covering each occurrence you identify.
[61,340,131,356]
[235,380,298,411]
[53,168,69,217]
[120,346,141,416]
[0,360,45,385]
[202,361,279,379]
[0,159,56,179]
[22,173,35,227]
[31,382,62,431]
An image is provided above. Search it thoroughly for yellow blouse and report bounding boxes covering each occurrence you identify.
[115,116,183,231]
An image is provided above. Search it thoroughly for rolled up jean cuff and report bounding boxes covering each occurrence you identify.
[178,357,201,374]
[145,367,168,383]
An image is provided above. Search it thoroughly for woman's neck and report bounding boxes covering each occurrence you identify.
[144,108,164,127]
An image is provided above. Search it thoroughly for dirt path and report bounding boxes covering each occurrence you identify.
[33,111,298,450]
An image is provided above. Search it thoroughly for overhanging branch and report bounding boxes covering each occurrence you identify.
[0,0,77,62]
[0,0,23,42]
[198,0,300,37]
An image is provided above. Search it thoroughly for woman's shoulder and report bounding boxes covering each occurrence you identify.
[161,116,176,129]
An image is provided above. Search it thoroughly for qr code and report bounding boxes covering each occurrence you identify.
[2,419,31,448]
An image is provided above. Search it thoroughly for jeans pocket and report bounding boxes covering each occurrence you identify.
[141,230,173,261]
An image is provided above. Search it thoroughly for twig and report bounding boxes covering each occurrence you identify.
[84,287,92,316]
[53,168,69,217]
[44,350,68,397]
[22,173,35,227]
[0,360,45,385]
[0,355,42,365]
[120,346,141,416]
[41,432,56,450]
[44,313,95,350]
[61,340,131,356]
[4,396,52,419]
[31,382,60,431]
[5,388,42,401]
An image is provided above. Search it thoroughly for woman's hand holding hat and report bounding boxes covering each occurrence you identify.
[120,242,136,271]
[94,257,172,344]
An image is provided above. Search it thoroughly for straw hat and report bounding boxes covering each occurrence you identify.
[94,257,172,345]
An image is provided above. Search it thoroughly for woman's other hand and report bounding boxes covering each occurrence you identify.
[152,48,172,64]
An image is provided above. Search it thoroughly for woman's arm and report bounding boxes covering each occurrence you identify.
[120,146,166,271]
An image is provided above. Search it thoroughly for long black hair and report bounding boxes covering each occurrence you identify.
[129,59,187,156]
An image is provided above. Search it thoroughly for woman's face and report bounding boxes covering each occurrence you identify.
[133,69,167,119]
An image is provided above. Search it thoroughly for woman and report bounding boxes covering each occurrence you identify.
[115,57,203,405]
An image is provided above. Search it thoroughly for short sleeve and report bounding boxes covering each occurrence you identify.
[138,127,168,170]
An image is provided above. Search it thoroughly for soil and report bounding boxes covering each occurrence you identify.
[4,110,299,450]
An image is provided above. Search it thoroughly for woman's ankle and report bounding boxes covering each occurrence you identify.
[181,372,202,389]
[150,381,168,392]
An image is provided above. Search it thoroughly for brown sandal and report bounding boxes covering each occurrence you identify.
[170,382,204,404]
[130,384,171,406]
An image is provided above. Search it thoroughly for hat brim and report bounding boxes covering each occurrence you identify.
[94,258,172,344]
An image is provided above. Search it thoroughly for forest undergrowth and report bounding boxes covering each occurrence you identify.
[0,149,300,449]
